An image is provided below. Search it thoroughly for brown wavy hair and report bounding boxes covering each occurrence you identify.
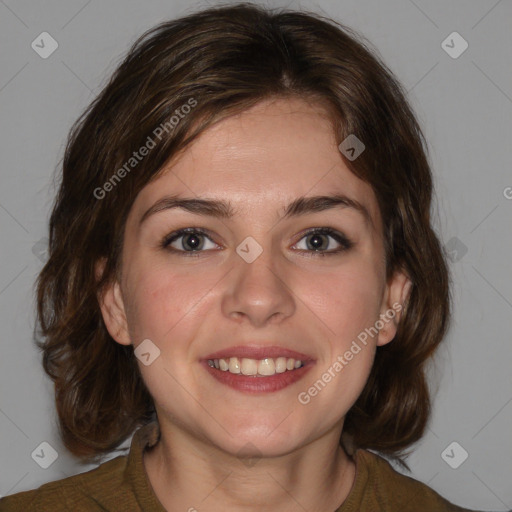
[35,2,450,468]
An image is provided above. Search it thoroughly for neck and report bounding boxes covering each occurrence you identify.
[143,422,356,512]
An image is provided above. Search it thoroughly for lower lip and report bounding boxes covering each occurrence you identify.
[202,361,314,393]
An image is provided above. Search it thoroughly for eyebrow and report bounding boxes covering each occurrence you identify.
[139,193,373,228]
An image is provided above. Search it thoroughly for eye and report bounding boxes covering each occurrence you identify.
[161,227,219,256]
[293,228,353,257]
[161,226,353,257]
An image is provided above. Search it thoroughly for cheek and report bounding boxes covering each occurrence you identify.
[297,266,380,418]
[122,260,217,348]
[310,261,384,411]
[301,258,384,347]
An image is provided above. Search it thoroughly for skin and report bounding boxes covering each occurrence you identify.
[98,96,411,512]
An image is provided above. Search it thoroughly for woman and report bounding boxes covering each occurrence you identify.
[0,3,481,511]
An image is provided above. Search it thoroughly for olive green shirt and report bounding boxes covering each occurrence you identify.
[0,422,479,511]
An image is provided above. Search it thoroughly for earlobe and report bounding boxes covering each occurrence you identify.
[376,269,412,347]
[95,259,131,346]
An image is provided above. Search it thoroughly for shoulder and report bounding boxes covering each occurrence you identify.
[343,448,481,512]
[0,455,128,512]
[0,421,161,512]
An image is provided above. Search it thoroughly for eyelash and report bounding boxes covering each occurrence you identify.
[160,227,354,258]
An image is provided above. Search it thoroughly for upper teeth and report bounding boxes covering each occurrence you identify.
[208,357,303,376]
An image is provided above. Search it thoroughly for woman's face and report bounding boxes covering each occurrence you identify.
[99,97,409,458]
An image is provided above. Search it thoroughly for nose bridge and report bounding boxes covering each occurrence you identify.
[221,236,296,326]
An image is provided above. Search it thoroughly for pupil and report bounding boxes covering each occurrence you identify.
[309,234,325,250]
[185,234,202,250]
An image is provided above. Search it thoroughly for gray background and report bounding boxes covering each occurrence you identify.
[0,0,511,510]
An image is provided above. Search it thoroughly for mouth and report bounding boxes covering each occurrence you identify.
[201,345,315,393]
[207,356,304,376]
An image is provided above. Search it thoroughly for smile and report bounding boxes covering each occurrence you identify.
[202,345,315,393]
[207,356,303,376]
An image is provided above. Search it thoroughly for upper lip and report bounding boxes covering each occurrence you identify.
[203,345,315,362]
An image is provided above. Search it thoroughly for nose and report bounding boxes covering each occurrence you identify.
[221,241,296,328]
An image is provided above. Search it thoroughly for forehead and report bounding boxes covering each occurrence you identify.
[131,97,381,229]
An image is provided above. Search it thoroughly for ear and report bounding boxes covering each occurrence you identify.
[376,269,412,347]
[95,258,131,346]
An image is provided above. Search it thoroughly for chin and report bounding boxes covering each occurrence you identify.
[206,420,307,460]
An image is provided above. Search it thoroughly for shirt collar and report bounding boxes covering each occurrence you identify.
[124,421,167,511]
[123,421,370,512]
